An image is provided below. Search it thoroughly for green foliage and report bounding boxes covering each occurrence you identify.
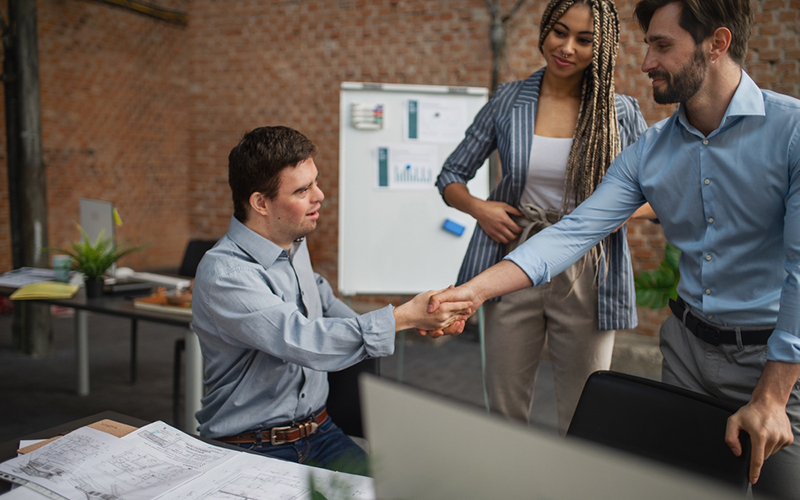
[47,225,146,280]
[634,243,680,310]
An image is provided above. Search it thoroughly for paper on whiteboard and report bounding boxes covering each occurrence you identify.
[404,98,468,143]
[375,144,438,190]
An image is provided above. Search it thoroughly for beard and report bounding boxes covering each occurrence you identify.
[649,46,708,105]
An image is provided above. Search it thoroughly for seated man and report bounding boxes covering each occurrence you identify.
[191,125,470,476]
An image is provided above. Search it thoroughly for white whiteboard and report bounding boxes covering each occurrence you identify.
[338,82,490,296]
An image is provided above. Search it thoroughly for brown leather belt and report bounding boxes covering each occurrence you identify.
[216,407,328,446]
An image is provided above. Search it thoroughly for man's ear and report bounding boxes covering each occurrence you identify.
[709,26,732,63]
[249,191,270,217]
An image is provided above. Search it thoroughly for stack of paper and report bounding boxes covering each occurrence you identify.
[0,268,58,288]
[0,421,376,500]
[9,282,79,300]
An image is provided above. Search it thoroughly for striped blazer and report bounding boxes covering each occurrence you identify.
[436,68,648,330]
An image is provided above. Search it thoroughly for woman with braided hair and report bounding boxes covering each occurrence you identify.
[436,0,653,434]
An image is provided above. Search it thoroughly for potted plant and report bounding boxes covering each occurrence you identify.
[49,225,146,298]
[634,243,680,309]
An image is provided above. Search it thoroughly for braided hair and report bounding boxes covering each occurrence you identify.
[538,0,621,214]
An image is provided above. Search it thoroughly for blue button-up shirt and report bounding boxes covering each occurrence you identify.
[506,71,800,364]
[192,216,395,438]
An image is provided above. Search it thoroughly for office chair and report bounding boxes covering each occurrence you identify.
[567,371,751,492]
[327,358,378,438]
[172,239,217,426]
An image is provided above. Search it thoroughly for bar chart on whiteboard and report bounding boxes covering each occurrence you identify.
[376,144,438,190]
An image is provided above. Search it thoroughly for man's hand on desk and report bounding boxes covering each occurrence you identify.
[393,285,472,336]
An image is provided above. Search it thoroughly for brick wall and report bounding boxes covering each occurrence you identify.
[0,0,797,336]
[0,0,191,272]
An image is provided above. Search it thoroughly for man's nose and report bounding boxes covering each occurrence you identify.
[641,49,656,73]
[313,184,325,202]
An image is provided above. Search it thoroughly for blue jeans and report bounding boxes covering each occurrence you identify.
[234,418,368,476]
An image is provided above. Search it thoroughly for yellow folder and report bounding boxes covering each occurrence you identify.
[10,282,80,300]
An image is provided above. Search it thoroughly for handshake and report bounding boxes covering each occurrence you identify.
[392,284,482,338]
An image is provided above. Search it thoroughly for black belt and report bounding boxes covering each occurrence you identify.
[669,297,772,346]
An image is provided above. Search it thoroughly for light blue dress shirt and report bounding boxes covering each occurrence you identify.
[192,216,396,438]
[506,71,800,364]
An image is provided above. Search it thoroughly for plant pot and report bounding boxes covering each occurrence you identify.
[84,278,104,298]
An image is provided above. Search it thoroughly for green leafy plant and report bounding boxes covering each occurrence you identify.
[48,225,146,280]
[634,243,680,309]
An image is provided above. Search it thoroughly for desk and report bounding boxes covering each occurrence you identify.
[1,288,203,434]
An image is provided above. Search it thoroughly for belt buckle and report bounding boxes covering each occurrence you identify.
[270,425,293,446]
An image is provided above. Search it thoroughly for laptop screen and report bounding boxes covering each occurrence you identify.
[359,374,736,500]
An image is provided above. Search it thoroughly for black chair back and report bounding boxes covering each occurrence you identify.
[179,240,217,278]
[567,371,751,491]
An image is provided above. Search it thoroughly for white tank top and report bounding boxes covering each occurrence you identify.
[519,134,575,212]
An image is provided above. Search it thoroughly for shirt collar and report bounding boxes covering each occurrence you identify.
[226,215,286,270]
[677,69,765,134]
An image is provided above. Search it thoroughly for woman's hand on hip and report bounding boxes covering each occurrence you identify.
[474,200,523,244]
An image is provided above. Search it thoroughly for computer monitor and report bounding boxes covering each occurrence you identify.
[359,374,738,500]
[79,197,115,245]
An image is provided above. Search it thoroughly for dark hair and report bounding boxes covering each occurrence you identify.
[634,0,752,65]
[228,126,317,223]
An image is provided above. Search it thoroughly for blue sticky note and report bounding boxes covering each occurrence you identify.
[443,219,465,236]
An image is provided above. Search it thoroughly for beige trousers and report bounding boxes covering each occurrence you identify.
[483,255,615,435]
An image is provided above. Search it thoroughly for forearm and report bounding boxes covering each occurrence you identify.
[443,183,482,218]
[750,360,800,408]
[463,260,533,306]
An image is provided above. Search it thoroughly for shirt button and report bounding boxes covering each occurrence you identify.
[705,254,712,261]
[707,314,714,320]
[301,393,305,398]
[704,178,710,185]
[708,217,714,224]
[705,289,711,295]
[703,139,709,145]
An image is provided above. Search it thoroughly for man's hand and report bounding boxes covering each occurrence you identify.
[394,286,472,334]
[725,400,793,484]
[724,360,800,484]
[417,284,482,338]
[474,201,523,244]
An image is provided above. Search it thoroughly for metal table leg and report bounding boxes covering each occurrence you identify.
[130,319,138,383]
[75,310,90,396]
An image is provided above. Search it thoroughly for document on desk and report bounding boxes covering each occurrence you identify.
[0,421,375,500]
[0,422,236,500]
[165,451,375,500]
